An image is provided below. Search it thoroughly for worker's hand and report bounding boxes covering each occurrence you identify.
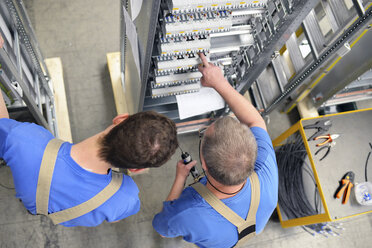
[198,53,227,89]
[0,34,4,49]
[175,160,196,180]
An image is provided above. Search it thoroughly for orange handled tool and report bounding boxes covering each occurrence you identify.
[343,181,354,204]
[336,179,349,198]
[314,134,340,147]
[335,171,355,204]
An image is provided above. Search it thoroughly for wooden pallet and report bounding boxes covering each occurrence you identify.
[106,52,128,115]
[45,57,72,142]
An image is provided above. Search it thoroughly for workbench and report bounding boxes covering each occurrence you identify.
[273,108,372,228]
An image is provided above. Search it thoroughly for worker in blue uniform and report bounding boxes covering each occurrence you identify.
[153,53,278,247]
[0,36,179,227]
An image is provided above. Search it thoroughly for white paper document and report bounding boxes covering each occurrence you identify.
[123,6,141,81]
[176,87,225,120]
[130,0,143,21]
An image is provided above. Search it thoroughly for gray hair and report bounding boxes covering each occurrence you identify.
[202,116,257,186]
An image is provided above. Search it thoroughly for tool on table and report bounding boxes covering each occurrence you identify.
[335,171,355,204]
[315,142,336,161]
[314,134,340,147]
[180,148,200,181]
[303,119,332,141]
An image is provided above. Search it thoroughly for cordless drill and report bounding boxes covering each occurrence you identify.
[181,152,200,180]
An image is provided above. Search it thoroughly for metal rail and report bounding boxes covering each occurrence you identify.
[236,0,320,96]
[263,7,372,115]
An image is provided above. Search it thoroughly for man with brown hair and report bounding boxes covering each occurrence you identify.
[153,53,278,247]
[0,70,178,226]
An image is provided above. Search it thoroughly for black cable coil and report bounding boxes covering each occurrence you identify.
[275,133,341,235]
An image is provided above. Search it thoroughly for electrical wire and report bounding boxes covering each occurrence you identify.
[365,142,372,182]
[0,159,15,190]
[0,182,14,190]
[275,133,337,235]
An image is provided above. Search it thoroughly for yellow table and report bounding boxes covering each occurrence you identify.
[273,108,372,228]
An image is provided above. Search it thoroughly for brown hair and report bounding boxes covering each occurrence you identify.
[99,111,178,169]
[202,116,257,186]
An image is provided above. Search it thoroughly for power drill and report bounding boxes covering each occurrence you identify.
[181,152,200,180]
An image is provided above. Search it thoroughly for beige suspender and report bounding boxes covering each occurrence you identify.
[36,139,124,225]
[36,139,65,215]
[192,171,260,247]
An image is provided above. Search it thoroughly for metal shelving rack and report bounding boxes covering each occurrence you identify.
[0,0,57,135]
[254,0,372,115]
[120,0,372,131]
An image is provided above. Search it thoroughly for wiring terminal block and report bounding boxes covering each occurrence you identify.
[163,11,233,37]
[155,70,202,85]
[150,0,275,98]
[155,53,210,73]
[151,81,201,98]
[159,35,211,55]
[167,0,268,14]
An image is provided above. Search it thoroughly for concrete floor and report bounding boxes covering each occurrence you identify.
[1,0,372,247]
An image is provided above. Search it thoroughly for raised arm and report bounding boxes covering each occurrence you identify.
[198,53,266,131]
[0,34,9,119]
[0,91,9,119]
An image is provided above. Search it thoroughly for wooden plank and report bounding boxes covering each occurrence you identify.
[297,95,319,118]
[106,52,128,114]
[45,57,73,143]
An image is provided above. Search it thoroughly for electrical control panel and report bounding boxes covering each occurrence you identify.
[149,0,291,98]
[122,0,316,123]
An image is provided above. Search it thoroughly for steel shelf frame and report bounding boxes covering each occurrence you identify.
[236,0,320,100]
[263,4,372,115]
[0,0,57,135]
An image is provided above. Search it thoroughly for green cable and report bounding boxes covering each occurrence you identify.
[0,63,14,104]
[0,81,15,105]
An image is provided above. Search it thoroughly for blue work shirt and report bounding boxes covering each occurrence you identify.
[152,127,278,248]
[0,118,140,227]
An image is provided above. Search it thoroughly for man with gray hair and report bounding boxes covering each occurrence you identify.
[153,53,278,247]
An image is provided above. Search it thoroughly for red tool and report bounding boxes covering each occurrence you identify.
[314,134,339,147]
[335,171,355,204]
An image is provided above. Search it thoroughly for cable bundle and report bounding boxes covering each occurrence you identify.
[275,133,342,236]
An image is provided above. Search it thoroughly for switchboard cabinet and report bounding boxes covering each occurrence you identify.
[120,0,372,131]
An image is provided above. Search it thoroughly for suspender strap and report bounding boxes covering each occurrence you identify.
[192,183,247,227]
[246,172,260,222]
[36,138,124,225]
[36,139,65,215]
[48,172,123,224]
[238,172,260,241]
[192,172,260,241]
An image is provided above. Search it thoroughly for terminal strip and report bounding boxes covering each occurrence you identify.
[151,82,201,98]
[152,77,200,88]
[167,0,268,13]
[155,71,202,85]
[163,11,232,37]
[156,56,201,73]
[159,35,211,55]
[155,52,215,74]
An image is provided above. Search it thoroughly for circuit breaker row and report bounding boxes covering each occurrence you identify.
[167,0,267,13]
[150,0,289,98]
